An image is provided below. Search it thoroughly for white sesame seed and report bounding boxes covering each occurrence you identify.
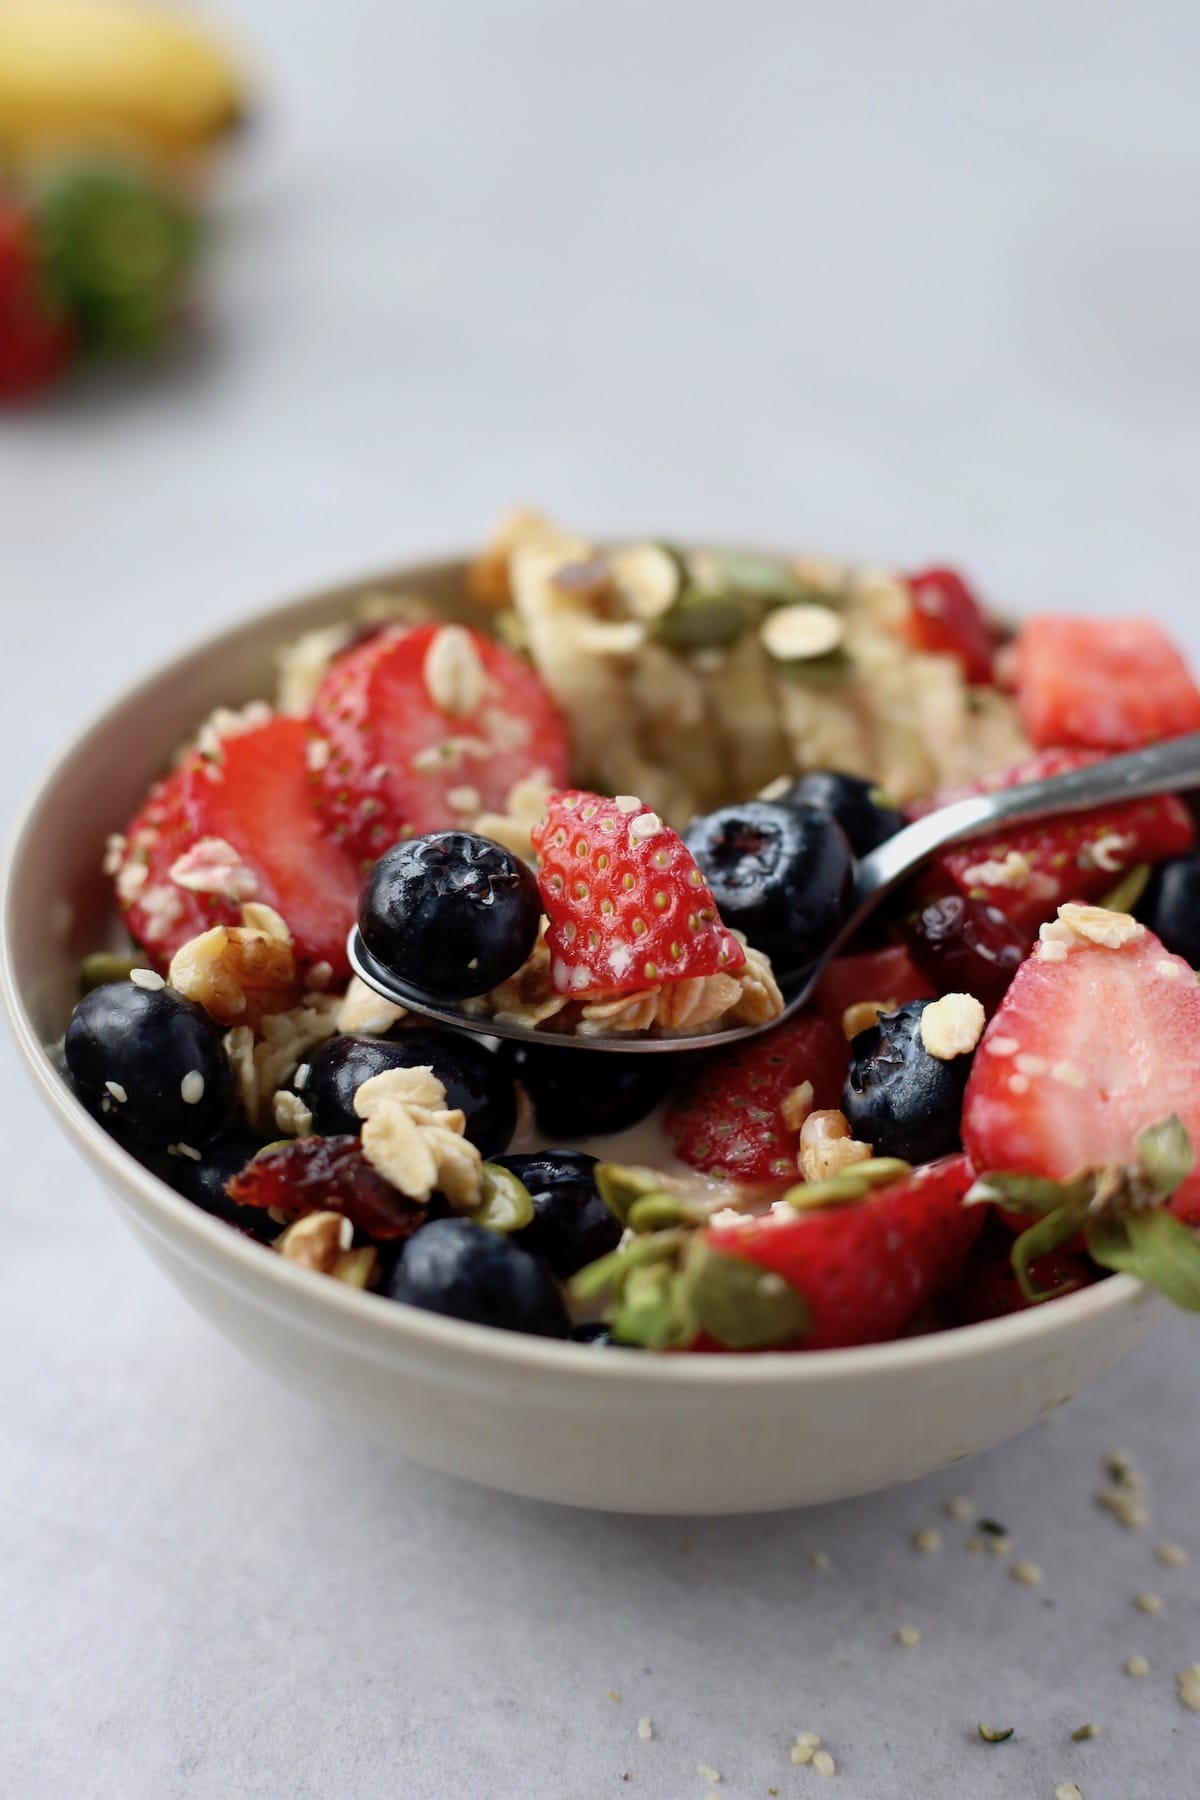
[1014,1052,1047,1077]
[912,1527,942,1553]
[896,1626,921,1646]
[614,795,642,814]
[809,1551,831,1571]
[945,1496,975,1521]
[1008,1073,1030,1095]
[1125,1654,1150,1678]
[1154,959,1182,980]
[180,1070,205,1105]
[338,1216,354,1251]
[104,1080,128,1103]
[636,1718,654,1740]
[1155,1542,1189,1567]
[130,967,165,991]
[985,1035,1019,1057]
[986,1536,1012,1557]
[175,1143,202,1162]
[1011,1560,1043,1587]
[1134,1592,1163,1614]
[1055,1784,1083,1800]
[812,1750,836,1777]
[791,1745,814,1765]
[696,1765,720,1783]
[1051,1061,1088,1088]
[794,1733,822,1749]
[307,961,334,990]
[294,1063,311,1091]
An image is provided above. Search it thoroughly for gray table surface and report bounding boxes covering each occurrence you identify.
[3,3,1199,1795]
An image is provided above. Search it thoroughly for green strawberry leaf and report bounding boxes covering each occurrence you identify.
[679,1242,810,1350]
[966,1170,1091,1218]
[1134,1115,1195,1197]
[1087,1210,1200,1312]
[1011,1206,1090,1302]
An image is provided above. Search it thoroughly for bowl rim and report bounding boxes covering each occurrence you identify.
[0,555,1151,1388]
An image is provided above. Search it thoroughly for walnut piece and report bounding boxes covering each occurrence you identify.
[799,1109,873,1183]
[168,904,299,1030]
[274,1211,379,1288]
[354,1066,483,1208]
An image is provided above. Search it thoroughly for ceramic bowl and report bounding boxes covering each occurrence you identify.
[1,557,1166,1515]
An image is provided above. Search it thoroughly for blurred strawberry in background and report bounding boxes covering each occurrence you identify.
[0,0,249,401]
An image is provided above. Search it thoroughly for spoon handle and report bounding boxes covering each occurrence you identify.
[856,730,1200,904]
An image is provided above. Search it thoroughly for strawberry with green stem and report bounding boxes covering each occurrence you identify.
[572,1154,982,1350]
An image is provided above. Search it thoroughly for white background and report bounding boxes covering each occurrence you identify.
[3,3,1199,1795]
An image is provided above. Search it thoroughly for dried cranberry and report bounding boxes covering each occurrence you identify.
[903,567,995,685]
[904,894,1028,1011]
[225,1135,428,1241]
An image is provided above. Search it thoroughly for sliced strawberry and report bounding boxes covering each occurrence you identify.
[901,566,995,684]
[665,1014,849,1183]
[1014,616,1200,751]
[815,941,935,1022]
[916,748,1195,936]
[531,790,746,998]
[704,1154,981,1349]
[116,767,243,965]
[937,1224,1095,1326]
[962,913,1200,1219]
[179,716,361,975]
[311,623,570,861]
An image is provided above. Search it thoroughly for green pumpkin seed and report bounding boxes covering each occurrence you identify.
[471,1163,535,1233]
[1097,861,1150,915]
[626,1193,710,1233]
[689,549,803,605]
[79,950,141,991]
[653,589,747,650]
[568,1228,687,1305]
[681,1241,810,1350]
[595,1162,668,1225]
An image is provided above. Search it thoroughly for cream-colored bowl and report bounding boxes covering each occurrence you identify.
[1,558,1166,1514]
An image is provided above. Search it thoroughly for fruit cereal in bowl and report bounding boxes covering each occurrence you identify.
[43,514,1200,1352]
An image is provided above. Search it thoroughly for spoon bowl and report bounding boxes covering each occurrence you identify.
[348,729,1200,1053]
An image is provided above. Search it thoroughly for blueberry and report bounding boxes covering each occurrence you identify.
[570,1321,616,1346]
[165,1130,278,1241]
[359,831,541,999]
[64,980,235,1152]
[495,1149,622,1278]
[386,1218,569,1337]
[841,999,968,1163]
[305,1028,517,1157]
[683,800,854,975]
[774,770,905,857]
[1137,854,1200,967]
[501,1041,677,1139]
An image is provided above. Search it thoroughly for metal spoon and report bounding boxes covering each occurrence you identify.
[347,730,1200,1055]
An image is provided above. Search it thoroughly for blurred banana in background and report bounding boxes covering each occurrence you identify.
[0,0,246,173]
